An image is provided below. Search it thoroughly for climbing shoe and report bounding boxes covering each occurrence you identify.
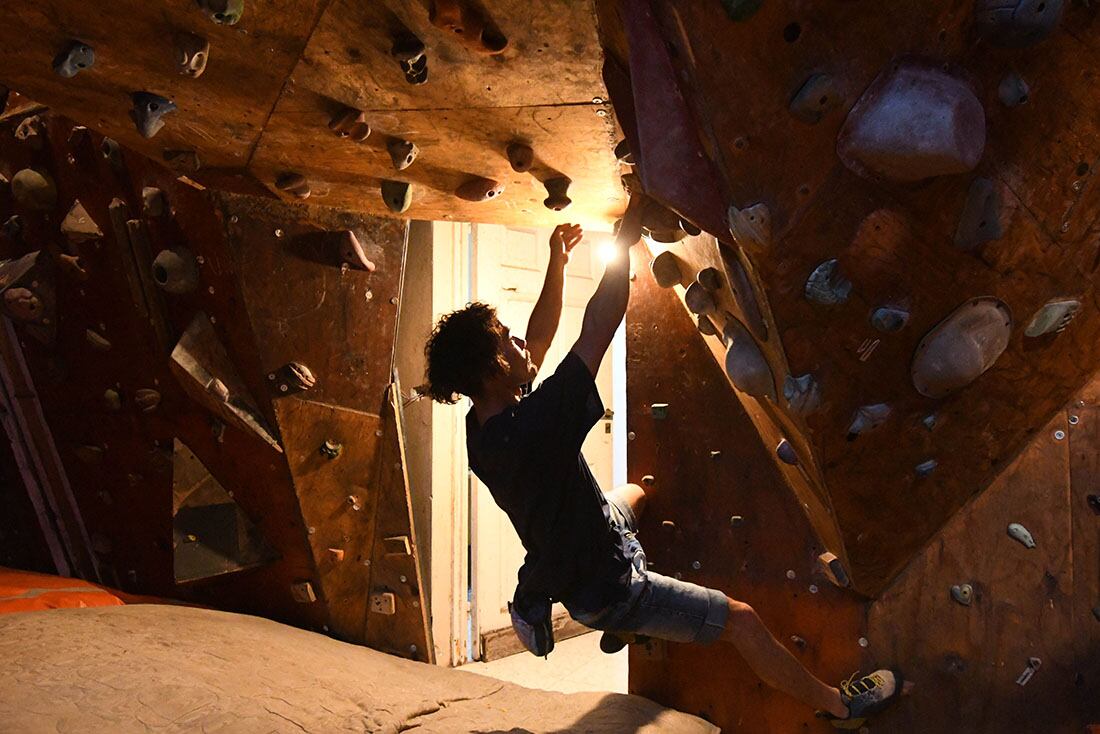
[818,669,903,730]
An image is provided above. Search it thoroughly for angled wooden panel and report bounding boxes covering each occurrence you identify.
[1068,395,1100,726]
[867,411,1077,733]
[626,247,862,732]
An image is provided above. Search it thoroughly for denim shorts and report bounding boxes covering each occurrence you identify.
[565,493,729,645]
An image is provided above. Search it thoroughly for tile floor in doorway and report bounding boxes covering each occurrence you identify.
[460,631,628,694]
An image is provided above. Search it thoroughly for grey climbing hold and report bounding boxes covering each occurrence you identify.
[455,177,504,202]
[776,439,798,465]
[53,41,95,78]
[130,93,177,139]
[544,177,572,211]
[269,362,316,395]
[320,440,343,459]
[685,282,717,315]
[507,142,534,172]
[723,318,774,398]
[729,515,744,527]
[381,180,412,214]
[101,138,123,171]
[103,389,122,411]
[152,248,200,294]
[1015,657,1042,686]
[727,203,771,252]
[784,374,821,416]
[1024,299,1080,337]
[275,172,311,199]
[698,315,719,336]
[950,584,973,606]
[847,404,892,439]
[61,200,103,243]
[11,169,56,211]
[998,73,1029,107]
[911,297,1012,398]
[650,403,669,420]
[975,0,1064,48]
[134,389,161,412]
[85,329,111,352]
[175,33,210,78]
[391,34,427,85]
[650,251,684,288]
[922,414,937,431]
[805,259,851,305]
[142,188,168,218]
[1007,522,1036,549]
[790,74,841,125]
[721,0,764,21]
[642,476,656,487]
[387,138,419,171]
[916,459,938,477]
[871,306,909,333]
[334,230,376,272]
[329,107,371,142]
[837,62,985,183]
[196,0,243,25]
[697,267,723,292]
[954,178,1003,251]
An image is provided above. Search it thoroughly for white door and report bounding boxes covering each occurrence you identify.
[470,224,615,654]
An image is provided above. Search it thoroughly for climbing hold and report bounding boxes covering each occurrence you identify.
[1024,299,1080,337]
[543,177,572,211]
[870,306,910,333]
[642,475,656,487]
[721,0,764,21]
[729,515,744,527]
[950,584,973,606]
[954,178,1003,251]
[1014,657,1042,686]
[776,439,798,466]
[175,33,210,78]
[679,219,702,237]
[130,93,176,139]
[790,74,841,124]
[818,552,850,588]
[1086,494,1100,515]
[2,215,23,241]
[727,203,771,252]
[429,0,508,54]
[697,267,723,292]
[152,248,200,294]
[998,73,1029,107]
[1007,522,1035,548]
[650,403,669,420]
[163,149,201,173]
[103,389,121,411]
[717,245,768,341]
[847,404,892,440]
[698,315,718,336]
[685,282,717,315]
[455,177,504,202]
[142,187,168,218]
[58,254,89,281]
[650,251,685,288]
[641,202,687,244]
[614,139,634,166]
[14,116,44,148]
[328,107,371,142]
[290,581,317,603]
[269,362,316,396]
[61,200,103,243]
[85,329,111,352]
[506,142,534,173]
[975,0,1064,48]
[75,445,105,464]
[391,33,428,85]
[784,374,821,416]
[275,172,311,199]
[911,297,1012,398]
[101,138,123,171]
[805,259,852,305]
[52,41,95,78]
[387,138,419,171]
[922,414,937,431]
[11,169,57,211]
[134,389,161,412]
[916,459,938,477]
[837,62,985,183]
[334,230,376,272]
[320,440,343,459]
[2,288,41,322]
[196,0,243,25]
[381,180,412,214]
[207,378,230,403]
[723,318,774,398]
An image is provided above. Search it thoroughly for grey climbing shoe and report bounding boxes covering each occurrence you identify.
[819,669,903,729]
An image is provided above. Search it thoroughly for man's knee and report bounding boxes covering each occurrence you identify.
[724,599,758,637]
[617,483,647,517]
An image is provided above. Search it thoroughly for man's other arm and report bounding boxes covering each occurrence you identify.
[526,224,583,372]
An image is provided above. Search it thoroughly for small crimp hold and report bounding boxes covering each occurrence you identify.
[998,73,1029,107]
[950,583,973,606]
[328,107,371,142]
[152,248,200,294]
[784,374,821,416]
[543,177,572,211]
[387,138,419,170]
[650,403,669,420]
[142,187,168,218]
[134,389,162,412]
[275,172,311,199]
[130,92,177,139]
[196,0,244,25]
[269,362,316,395]
[455,176,504,202]
[870,306,909,333]
[776,439,799,466]
[805,259,851,305]
[507,142,534,172]
[790,74,841,124]
[175,33,210,78]
[381,180,413,214]
[614,139,634,165]
[53,41,95,78]
[334,230,377,272]
[916,459,938,477]
[320,440,343,459]
[101,138,123,171]
[847,403,892,440]
[954,178,1003,251]
[85,329,111,352]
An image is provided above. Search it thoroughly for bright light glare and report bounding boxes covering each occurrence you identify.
[597,241,620,264]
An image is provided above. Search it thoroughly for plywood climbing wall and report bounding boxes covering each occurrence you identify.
[0,110,430,659]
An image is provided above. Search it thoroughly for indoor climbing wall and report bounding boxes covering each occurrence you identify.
[0,0,625,227]
[0,109,431,659]
[599,0,1100,599]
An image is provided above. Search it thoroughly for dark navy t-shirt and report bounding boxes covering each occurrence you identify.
[466,352,631,612]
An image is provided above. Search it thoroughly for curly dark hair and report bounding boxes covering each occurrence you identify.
[423,302,508,404]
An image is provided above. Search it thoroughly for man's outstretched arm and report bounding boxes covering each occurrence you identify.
[526,223,583,372]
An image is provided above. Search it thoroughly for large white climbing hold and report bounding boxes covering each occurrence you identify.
[1007,522,1036,549]
[911,297,1012,399]
[838,62,986,183]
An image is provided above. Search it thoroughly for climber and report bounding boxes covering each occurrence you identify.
[422,221,903,728]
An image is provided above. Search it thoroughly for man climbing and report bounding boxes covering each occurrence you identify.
[423,221,903,729]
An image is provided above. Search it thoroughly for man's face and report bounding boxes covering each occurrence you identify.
[499,323,536,388]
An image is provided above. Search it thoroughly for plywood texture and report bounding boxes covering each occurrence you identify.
[625,246,864,732]
[604,0,1100,595]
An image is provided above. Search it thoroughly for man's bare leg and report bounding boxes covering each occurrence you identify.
[720,599,848,718]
